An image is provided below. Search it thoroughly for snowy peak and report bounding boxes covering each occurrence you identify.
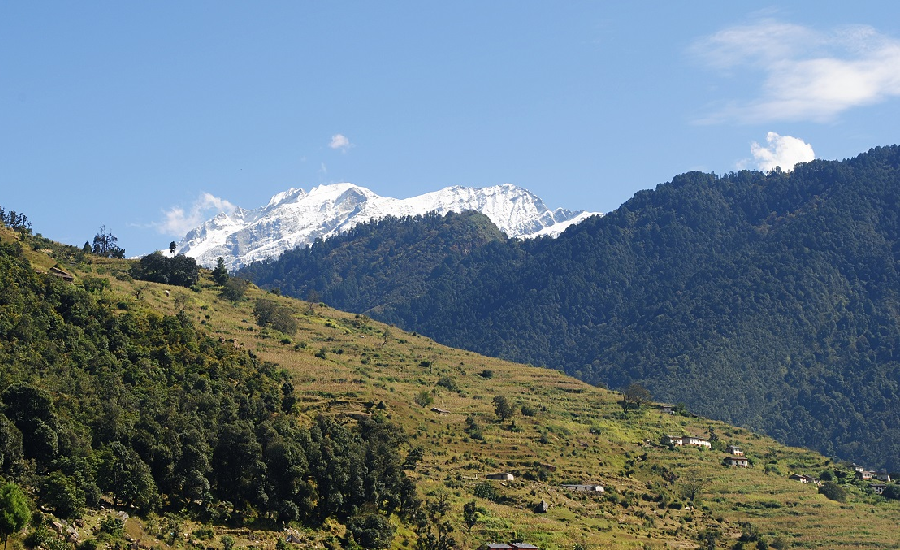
[177,183,600,270]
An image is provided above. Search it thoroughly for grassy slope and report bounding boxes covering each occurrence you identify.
[6,228,900,550]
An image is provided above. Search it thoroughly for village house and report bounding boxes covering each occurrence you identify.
[560,484,605,493]
[484,544,539,550]
[49,266,75,282]
[723,456,749,468]
[871,483,887,495]
[665,434,712,448]
[485,472,515,481]
[789,473,815,484]
[875,471,891,482]
[856,470,875,481]
[725,445,743,456]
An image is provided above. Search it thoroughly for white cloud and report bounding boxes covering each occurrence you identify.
[741,132,815,172]
[329,134,351,151]
[157,193,236,236]
[691,21,900,122]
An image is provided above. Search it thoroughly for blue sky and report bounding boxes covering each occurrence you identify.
[3,2,900,256]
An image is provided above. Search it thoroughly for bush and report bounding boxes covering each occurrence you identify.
[473,482,501,503]
[220,278,250,301]
[882,484,900,500]
[818,481,847,502]
[98,515,124,539]
[465,416,483,440]
[346,513,395,549]
[253,298,297,335]
[414,390,434,408]
[436,376,458,392]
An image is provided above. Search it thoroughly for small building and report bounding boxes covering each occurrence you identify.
[684,435,712,448]
[875,471,891,482]
[484,544,539,550]
[485,545,513,550]
[724,456,749,468]
[49,266,75,282]
[664,435,683,446]
[533,500,549,513]
[871,483,887,495]
[561,484,604,493]
[725,445,744,456]
[486,472,514,481]
[789,473,815,484]
[666,434,712,448]
[856,470,875,481]
[659,406,675,415]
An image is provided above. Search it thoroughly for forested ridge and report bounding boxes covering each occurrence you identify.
[242,145,900,471]
[0,237,415,529]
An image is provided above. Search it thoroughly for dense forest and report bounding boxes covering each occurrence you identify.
[0,238,416,532]
[241,145,900,471]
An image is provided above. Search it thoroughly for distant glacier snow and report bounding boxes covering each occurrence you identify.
[177,183,601,270]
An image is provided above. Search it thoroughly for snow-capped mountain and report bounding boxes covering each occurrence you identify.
[177,183,600,270]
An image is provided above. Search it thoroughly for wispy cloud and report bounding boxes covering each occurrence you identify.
[329,133,351,151]
[691,20,900,122]
[738,132,815,172]
[157,193,236,236]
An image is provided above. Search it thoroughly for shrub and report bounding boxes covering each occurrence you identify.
[414,390,434,408]
[473,482,501,503]
[98,515,124,539]
[220,278,250,301]
[346,513,395,549]
[882,484,900,500]
[436,376,458,392]
[818,481,847,502]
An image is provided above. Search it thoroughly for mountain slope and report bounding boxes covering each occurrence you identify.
[177,183,598,270]
[240,146,900,471]
[3,223,900,549]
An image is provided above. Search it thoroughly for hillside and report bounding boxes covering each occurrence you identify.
[240,145,900,473]
[2,221,900,549]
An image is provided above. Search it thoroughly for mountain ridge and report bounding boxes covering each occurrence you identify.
[177,182,599,270]
[239,146,900,472]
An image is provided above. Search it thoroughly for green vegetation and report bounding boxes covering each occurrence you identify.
[240,145,900,471]
[2,214,900,549]
[130,251,201,287]
[0,482,30,550]
[89,225,125,258]
[0,235,415,538]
